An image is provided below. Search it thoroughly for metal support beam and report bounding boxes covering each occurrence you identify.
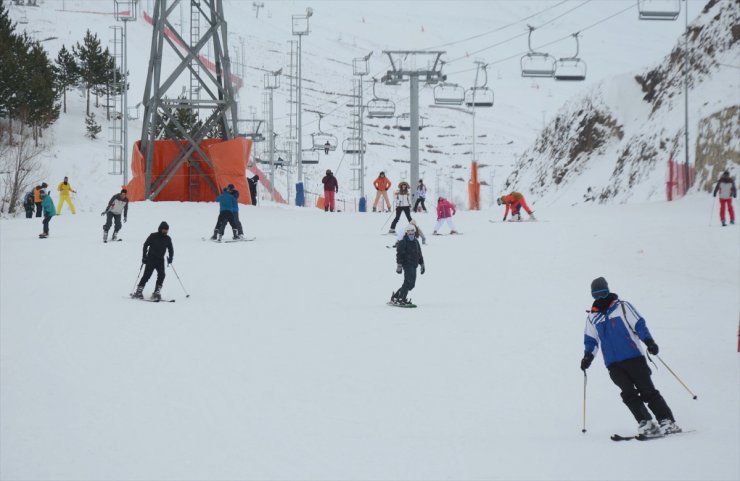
[409,73,420,190]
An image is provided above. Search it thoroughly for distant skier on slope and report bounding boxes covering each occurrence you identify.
[497,191,536,221]
[580,277,681,438]
[393,219,426,246]
[413,179,428,213]
[101,188,129,242]
[209,185,239,242]
[248,174,259,206]
[372,171,392,212]
[322,169,339,212]
[389,181,413,233]
[133,221,173,300]
[433,196,459,235]
[38,189,56,238]
[712,170,736,226]
[390,224,425,307]
[22,189,35,219]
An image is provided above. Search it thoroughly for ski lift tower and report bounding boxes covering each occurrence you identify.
[381,50,445,190]
[264,69,281,200]
[292,7,313,206]
[113,0,138,185]
[139,0,239,199]
[350,52,371,209]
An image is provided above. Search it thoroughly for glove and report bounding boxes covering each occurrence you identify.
[167,256,173,266]
[580,352,594,371]
[396,264,402,274]
[141,257,147,265]
[420,264,425,275]
[645,338,659,355]
[123,217,127,223]
[101,211,106,216]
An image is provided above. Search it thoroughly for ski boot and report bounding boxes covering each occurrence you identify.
[217,233,223,242]
[731,220,736,225]
[658,419,681,435]
[432,231,440,235]
[151,285,162,301]
[232,229,239,240]
[388,229,395,234]
[103,230,108,243]
[132,286,144,299]
[637,419,661,437]
[529,212,537,221]
[372,207,377,212]
[722,221,727,227]
[450,230,459,235]
[111,231,118,241]
[209,229,218,241]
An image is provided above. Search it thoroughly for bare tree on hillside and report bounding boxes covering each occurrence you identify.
[0,129,44,215]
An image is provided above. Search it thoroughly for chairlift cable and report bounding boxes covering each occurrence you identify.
[423,0,569,50]
[446,2,636,75]
[445,0,593,65]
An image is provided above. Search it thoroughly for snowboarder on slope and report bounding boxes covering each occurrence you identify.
[712,170,736,226]
[210,185,239,241]
[372,171,392,212]
[433,196,458,235]
[101,188,129,242]
[38,189,56,238]
[133,221,173,300]
[389,181,413,233]
[322,169,338,212]
[391,224,425,306]
[580,277,681,437]
[56,176,77,214]
[497,192,536,221]
[413,179,428,213]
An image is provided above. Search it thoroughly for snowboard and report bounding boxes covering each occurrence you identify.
[387,301,417,308]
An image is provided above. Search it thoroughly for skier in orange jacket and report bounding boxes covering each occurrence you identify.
[497,192,536,221]
[372,171,392,212]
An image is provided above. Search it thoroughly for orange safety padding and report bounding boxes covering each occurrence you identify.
[316,196,325,210]
[126,137,253,203]
[468,161,480,210]
[247,163,287,204]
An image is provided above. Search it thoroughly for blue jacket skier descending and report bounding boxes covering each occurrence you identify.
[580,277,681,437]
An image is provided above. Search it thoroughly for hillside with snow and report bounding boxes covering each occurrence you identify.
[504,0,740,205]
[2,0,723,208]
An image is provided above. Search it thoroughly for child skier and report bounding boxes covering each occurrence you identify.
[101,188,129,242]
[580,277,681,437]
[413,179,428,213]
[133,222,173,301]
[394,219,426,246]
[38,189,56,238]
[497,191,536,221]
[210,185,239,241]
[712,170,736,226]
[433,196,458,235]
[390,224,425,307]
[389,181,413,233]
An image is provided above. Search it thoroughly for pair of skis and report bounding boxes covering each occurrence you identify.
[202,237,256,243]
[610,430,693,441]
[127,295,175,303]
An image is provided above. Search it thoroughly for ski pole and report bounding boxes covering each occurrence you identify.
[708,196,716,227]
[169,263,190,298]
[656,355,697,399]
[130,263,144,295]
[581,371,588,433]
[381,210,394,231]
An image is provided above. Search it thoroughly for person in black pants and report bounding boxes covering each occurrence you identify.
[248,175,259,206]
[133,222,174,301]
[389,181,412,234]
[391,224,425,305]
[210,185,239,241]
[580,277,681,437]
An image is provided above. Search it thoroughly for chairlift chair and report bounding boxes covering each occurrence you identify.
[18,9,28,24]
[434,83,465,106]
[465,87,494,107]
[342,137,366,154]
[366,78,396,119]
[309,112,337,153]
[553,33,587,82]
[520,25,556,78]
[638,0,680,21]
[301,150,320,164]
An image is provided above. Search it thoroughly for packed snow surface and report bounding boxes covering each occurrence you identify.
[1,195,738,480]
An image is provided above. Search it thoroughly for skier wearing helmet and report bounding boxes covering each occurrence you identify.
[390,223,425,307]
[322,169,339,212]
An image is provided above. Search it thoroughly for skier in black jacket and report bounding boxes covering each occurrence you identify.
[391,224,425,306]
[133,221,174,300]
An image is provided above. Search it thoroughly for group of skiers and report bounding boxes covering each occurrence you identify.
[22,177,80,238]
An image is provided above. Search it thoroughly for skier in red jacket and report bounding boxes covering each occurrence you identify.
[322,169,339,212]
[497,192,536,221]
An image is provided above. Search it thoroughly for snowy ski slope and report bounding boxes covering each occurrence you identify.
[1,195,739,480]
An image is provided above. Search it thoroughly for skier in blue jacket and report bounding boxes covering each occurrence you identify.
[580,277,681,437]
[209,185,239,242]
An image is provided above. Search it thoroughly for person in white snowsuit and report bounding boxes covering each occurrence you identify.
[389,181,413,234]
